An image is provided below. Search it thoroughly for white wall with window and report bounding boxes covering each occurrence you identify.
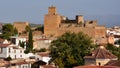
[11,36,26,46]
[0,44,34,59]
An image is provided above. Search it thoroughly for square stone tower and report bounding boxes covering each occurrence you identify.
[44,6,61,37]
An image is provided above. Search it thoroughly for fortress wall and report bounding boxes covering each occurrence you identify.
[44,6,106,41]
[95,26,106,38]
[13,22,29,33]
[57,26,95,38]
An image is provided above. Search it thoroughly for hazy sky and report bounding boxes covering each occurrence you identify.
[0,0,120,27]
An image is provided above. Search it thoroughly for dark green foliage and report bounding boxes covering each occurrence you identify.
[31,48,46,53]
[5,56,12,61]
[39,48,46,52]
[25,30,33,53]
[24,49,30,54]
[1,24,14,40]
[25,25,31,32]
[50,32,94,68]
[19,41,25,48]
[14,27,18,35]
[28,30,33,51]
[106,43,120,60]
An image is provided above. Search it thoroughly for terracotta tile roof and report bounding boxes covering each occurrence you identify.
[11,61,29,65]
[73,66,119,68]
[0,44,10,47]
[37,52,49,57]
[84,46,117,59]
[0,60,9,67]
[105,60,120,66]
[41,65,57,68]
[15,61,28,65]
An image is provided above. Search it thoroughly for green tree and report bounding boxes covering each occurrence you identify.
[5,56,12,61]
[39,48,46,52]
[106,43,120,60]
[14,27,18,35]
[24,30,33,53]
[1,24,14,40]
[50,32,94,68]
[19,41,25,48]
[25,30,33,52]
[25,25,31,32]
[28,30,33,51]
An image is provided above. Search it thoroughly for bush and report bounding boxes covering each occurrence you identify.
[39,48,46,52]
[24,49,30,54]
[5,56,12,61]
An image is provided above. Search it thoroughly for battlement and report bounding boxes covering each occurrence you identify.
[44,6,106,41]
[48,6,57,15]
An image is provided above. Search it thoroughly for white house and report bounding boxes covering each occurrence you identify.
[35,52,51,64]
[0,44,34,59]
[11,36,26,46]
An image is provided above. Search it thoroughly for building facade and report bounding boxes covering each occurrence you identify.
[0,44,34,59]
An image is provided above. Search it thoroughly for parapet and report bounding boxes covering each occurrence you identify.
[48,5,57,15]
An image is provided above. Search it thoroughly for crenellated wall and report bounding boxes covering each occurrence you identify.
[44,6,106,43]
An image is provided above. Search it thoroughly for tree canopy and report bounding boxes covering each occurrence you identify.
[25,25,31,32]
[49,32,95,68]
[106,43,120,60]
[1,24,15,40]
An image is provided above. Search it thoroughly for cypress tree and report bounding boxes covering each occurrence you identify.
[28,30,33,51]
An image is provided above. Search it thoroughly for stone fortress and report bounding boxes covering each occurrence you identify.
[44,6,106,43]
[13,21,29,33]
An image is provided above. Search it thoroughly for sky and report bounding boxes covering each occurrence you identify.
[0,0,120,27]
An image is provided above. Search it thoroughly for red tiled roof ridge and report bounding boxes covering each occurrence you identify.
[73,65,119,68]
[0,44,11,47]
[108,61,119,66]
[88,46,117,59]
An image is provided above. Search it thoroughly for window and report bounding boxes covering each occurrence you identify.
[15,55,16,59]
[9,48,11,53]
[14,50,16,53]
[20,55,22,58]
[0,48,3,53]
[20,50,22,53]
